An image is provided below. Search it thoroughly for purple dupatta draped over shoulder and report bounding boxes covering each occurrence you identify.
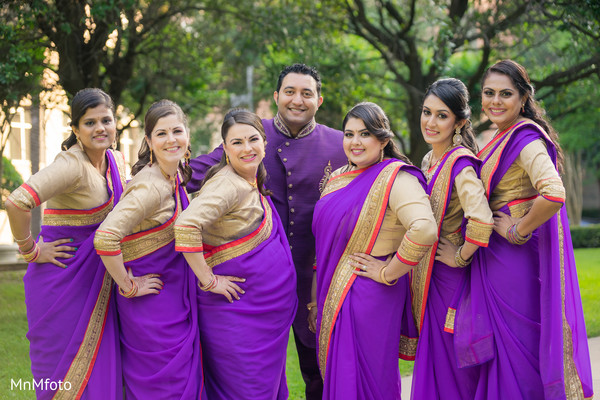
[459,120,593,399]
[24,150,124,400]
[194,195,297,400]
[313,159,423,400]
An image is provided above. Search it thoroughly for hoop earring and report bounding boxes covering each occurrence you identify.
[149,150,153,165]
[452,128,462,146]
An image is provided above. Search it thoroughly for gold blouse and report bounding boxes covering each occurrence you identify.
[422,150,494,246]
[7,147,126,213]
[330,163,438,265]
[489,139,565,215]
[174,166,264,249]
[94,164,180,257]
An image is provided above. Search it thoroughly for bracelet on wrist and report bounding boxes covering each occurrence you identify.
[506,222,531,245]
[379,266,398,286]
[14,232,32,244]
[20,242,40,263]
[119,279,138,298]
[454,244,472,268]
[199,274,218,291]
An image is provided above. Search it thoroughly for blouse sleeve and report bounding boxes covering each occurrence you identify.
[94,180,162,255]
[6,151,82,211]
[516,139,566,204]
[455,166,494,247]
[174,175,240,252]
[389,172,438,266]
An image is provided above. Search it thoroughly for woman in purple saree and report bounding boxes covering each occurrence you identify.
[311,103,437,400]
[94,100,202,398]
[6,89,125,399]
[456,60,593,399]
[410,79,494,400]
[174,109,297,399]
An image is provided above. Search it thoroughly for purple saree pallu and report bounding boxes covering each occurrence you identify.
[456,121,593,399]
[23,150,124,399]
[313,160,421,400]
[116,182,202,399]
[411,148,482,400]
[197,195,297,400]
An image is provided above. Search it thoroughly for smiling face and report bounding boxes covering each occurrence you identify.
[481,72,525,132]
[223,123,266,182]
[421,94,463,150]
[145,113,189,170]
[273,72,323,135]
[72,105,116,156]
[343,117,388,169]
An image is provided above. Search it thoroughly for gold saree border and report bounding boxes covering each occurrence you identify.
[318,162,401,377]
[204,195,272,268]
[320,167,368,198]
[411,148,471,334]
[52,271,113,400]
[558,209,586,399]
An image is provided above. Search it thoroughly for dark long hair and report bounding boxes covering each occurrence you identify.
[61,88,115,150]
[203,108,271,196]
[423,78,478,155]
[482,59,564,172]
[342,102,411,164]
[131,100,192,185]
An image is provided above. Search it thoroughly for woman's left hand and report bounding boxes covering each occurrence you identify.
[493,211,521,240]
[350,253,392,284]
[434,237,459,268]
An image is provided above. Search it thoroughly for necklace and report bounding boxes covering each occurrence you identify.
[247,179,258,189]
[429,144,454,170]
[158,164,177,191]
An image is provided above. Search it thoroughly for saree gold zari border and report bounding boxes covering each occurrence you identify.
[320,168,365,198]
[52,271,113,400]
[204,195,272,268]
[411,148,471,335]
[318,163,401,376]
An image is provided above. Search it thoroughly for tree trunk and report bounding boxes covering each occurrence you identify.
[29,99,41,238]
[564,151,583,226]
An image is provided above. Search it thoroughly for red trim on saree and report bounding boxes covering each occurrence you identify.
[43,195,114,227]
[465,237,488,247]
[203,195,273,268]
[318,162,403,376]
[23,183,41,206]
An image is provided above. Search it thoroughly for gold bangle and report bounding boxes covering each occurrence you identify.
[307,301,317,311]
[119,279,138,298]
[379,266,398,286]
[15,232,32,244]
[454,244,472,268]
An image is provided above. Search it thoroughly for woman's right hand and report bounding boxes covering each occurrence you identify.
[209,275,246,303]
[35,236,77,268]
[129,268,163,297]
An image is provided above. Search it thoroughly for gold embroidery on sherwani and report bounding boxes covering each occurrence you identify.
[411,148,471,334]
[53,271,113,400]
[318,163,401,377]
[6,185,37,210]
[204,195,272,268]
[558,209,586,399]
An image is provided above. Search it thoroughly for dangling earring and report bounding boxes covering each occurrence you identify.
[226,153,230,164]
[184,148,191,166]
[452,128,462,146]
[521,103,525,113]
[149,150,153,165]
[76,135,82,148]
[111,139,117,150]
[379,148,384,163]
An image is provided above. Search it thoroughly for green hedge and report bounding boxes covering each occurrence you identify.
[570,224,600,248]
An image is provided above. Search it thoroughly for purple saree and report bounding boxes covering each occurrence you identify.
[313,160,422,400]
[23,150,124,400]
[190,195,297,400]
[114,181,202,399]
[411,147,483,400]
[458,120,593,399]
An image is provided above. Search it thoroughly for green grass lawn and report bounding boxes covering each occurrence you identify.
[1,247,599,399]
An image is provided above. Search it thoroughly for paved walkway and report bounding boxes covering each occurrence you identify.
[401,336,600,398]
